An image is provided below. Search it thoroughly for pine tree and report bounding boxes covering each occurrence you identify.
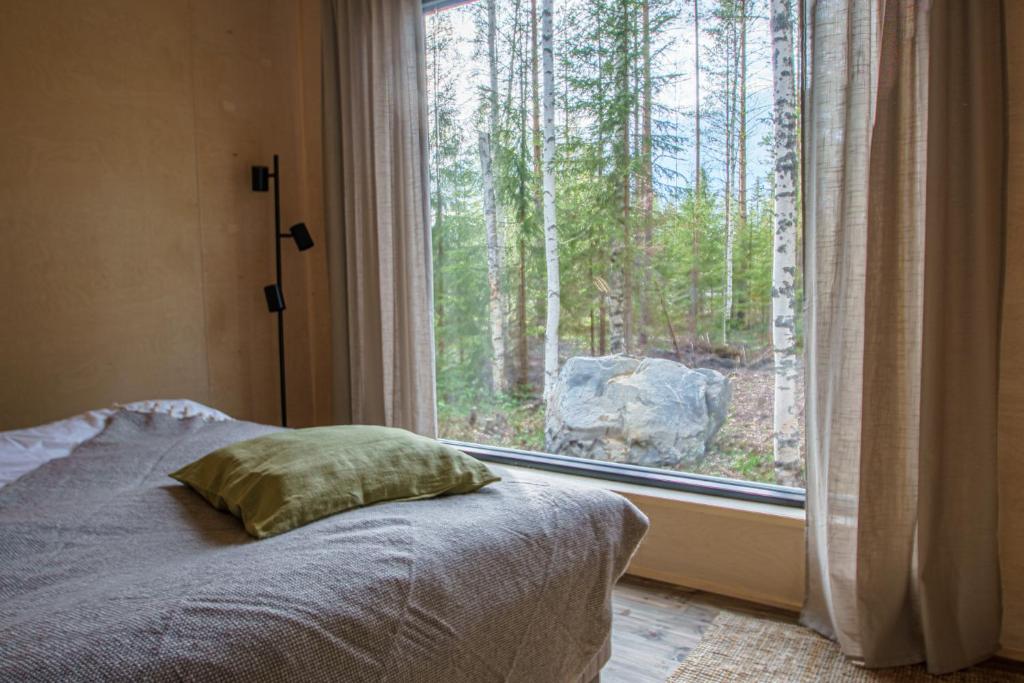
[637,0,654,351]
[733,0,748,338]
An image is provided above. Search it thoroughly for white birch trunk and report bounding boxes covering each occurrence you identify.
[608,247,625,354]
[479,131,506,394]
[541,0,560,403]
[483,0,507,394]
[770,0,800,485]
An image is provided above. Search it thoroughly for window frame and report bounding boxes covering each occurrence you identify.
[422,0,475,14]
[447,439,805,508]
[425,0,806,510]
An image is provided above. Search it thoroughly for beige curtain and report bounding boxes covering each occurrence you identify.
[802,0,1005,674]
[321,0,437,436]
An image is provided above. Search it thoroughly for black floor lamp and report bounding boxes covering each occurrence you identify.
[251,154,315,427]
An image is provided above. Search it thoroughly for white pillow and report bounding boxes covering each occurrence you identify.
[0,400,232,489]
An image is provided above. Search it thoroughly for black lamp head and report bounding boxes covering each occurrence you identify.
[251,166,270,192]
[290,223,314,251]
[263,284,285,313]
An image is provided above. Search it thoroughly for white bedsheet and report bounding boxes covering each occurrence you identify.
[0,400,232,489]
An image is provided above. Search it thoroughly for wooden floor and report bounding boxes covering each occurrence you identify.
[606,577,1024,683]
[605,577,796,682]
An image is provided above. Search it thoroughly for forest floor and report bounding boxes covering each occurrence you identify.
[437,345,806,486]
[692,354,806,485]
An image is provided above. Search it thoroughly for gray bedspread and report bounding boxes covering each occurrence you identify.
[0,410,648,682]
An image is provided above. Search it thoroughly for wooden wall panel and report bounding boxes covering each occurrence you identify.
[0,0,209,427]
[189,0,288,427]
[0,0,329,430]
[999,1,1024,661]
[622,490,805,611]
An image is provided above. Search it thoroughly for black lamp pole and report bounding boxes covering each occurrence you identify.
[271,155,287,427]
[252,154,315,427]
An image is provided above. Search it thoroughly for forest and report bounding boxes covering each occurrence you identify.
[426,0,803,486]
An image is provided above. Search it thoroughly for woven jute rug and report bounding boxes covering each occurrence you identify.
[666,611,1023,682]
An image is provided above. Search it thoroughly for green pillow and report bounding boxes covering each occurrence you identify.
[169,425,500,539]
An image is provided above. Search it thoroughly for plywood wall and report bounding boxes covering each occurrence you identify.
[999,0,1024,661]
[0,0,330,429]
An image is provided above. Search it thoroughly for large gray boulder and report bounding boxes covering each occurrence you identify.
[544,355,730,468]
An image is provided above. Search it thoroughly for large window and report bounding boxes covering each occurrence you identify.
[426,0,804,495]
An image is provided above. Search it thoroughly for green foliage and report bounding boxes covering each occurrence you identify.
[429,13,493,402]
[438,389,546,452]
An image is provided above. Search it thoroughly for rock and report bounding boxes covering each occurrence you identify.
[544,355,730,468]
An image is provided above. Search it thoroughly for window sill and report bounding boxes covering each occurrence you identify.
[445,439,805,509]
[491,460,806,522]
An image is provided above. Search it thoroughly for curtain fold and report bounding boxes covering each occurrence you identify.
[321,0,437,436]
[802,0,1005,674]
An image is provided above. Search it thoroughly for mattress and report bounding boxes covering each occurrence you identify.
[0,409,648,682]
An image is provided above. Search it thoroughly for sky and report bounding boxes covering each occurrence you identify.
[426,0,787,203]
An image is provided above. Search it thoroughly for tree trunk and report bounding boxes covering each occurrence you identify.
[638,0,653,351]
[430,37,445,360]
[594,16,608,358]
[541,0,560,403]
[478,132,506,394]
[435,219,445,359]
[690,0,702,345]
[599,293,608,355]
[531,0,542,194]
[770,0,800,485]
[589,250,596,355]
[743,179,755,329]
[609,246,625,353]
[515,2,531,390]
[659,287,681,358]
[723,14,734,346]
[516,236,529,387]
[484,0,507,394]
[735,0,748,338]
[610,0,632,355]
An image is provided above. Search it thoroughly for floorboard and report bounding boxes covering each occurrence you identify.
[605,576,1024,682]
[606,577,794,682]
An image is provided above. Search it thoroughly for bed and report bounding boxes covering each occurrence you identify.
[0,402,648,682]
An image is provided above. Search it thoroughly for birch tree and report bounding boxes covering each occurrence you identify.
[541,0,560,402]
[770,0,800,484]
[482,0,507,393]
[608,0,633,355]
